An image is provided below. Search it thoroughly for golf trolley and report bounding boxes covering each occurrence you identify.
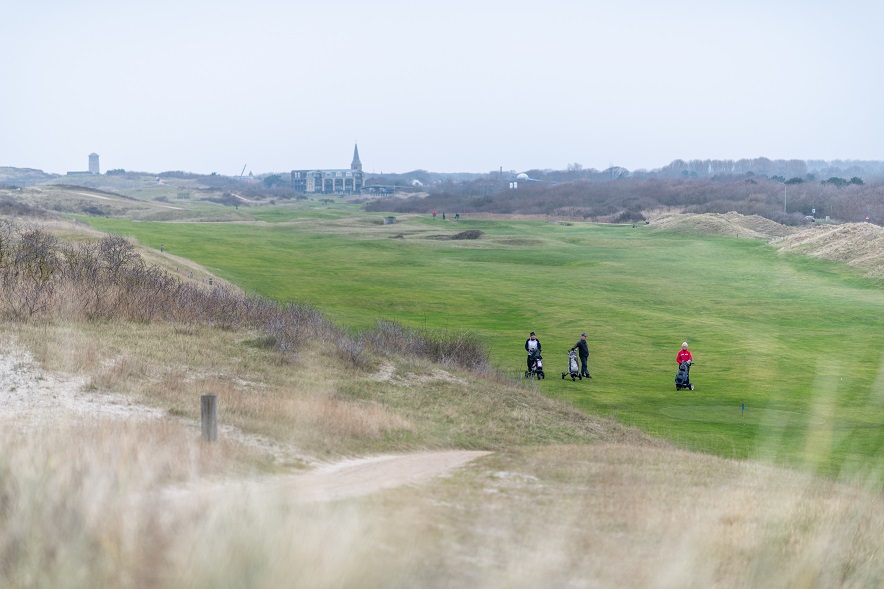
[562,349,582,380]
[525,350,545,379]
[675,360,694,391]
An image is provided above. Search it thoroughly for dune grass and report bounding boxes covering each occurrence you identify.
[2,421,880,588]
[3,314,881,587]
[8,320,642,461]
[82,206,884,480]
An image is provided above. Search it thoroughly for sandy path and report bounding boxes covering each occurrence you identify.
[282,451,491,502]
[159,450,491,506]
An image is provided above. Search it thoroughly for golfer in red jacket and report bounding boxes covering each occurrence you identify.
[676,342,693,365]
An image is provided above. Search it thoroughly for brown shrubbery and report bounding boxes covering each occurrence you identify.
[360,319,489,371]
[0,220,490,371]
[366,176,884,226]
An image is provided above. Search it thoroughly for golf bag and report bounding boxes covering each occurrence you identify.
[562,350,582,380]
[675,360,694,391]
[526,350,545,379]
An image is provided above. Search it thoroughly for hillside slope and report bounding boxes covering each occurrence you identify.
[771,222,884,280]
[652,212,884,280]
[0,212,881,587]
[2,328,881,588]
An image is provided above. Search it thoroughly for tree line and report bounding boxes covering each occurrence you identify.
[365,174,883,226]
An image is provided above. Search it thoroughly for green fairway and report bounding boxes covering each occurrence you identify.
[85,205,884,478]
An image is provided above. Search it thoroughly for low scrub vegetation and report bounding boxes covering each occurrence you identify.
[0,197,47,218]
[0,220,491,373]
[360,319,488,370]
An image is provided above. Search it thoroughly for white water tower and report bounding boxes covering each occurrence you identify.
[89,153,100,174]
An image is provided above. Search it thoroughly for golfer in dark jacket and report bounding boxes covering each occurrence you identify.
[570,333,591,378]
[525,332,541,371]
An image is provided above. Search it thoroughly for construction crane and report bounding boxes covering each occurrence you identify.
[239,164,247,177]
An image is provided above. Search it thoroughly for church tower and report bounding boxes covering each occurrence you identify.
[351,143,362,172]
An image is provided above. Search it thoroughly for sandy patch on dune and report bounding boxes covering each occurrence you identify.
[651,213,884,279]
[2,343,489,500]
[0,346,164,430]
[771,222,884,279]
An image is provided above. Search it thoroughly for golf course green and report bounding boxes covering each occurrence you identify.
[85,204,884,479]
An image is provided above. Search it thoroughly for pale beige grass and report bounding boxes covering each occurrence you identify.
[2,323,880,587]
[7,321,416,463]
[5,429,876,588]
[772,222,884,279]
[377,444,884,588]
[650,211,798,240]
[649,212,884,280]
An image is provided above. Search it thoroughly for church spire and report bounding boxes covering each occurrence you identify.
[351,143,362,172]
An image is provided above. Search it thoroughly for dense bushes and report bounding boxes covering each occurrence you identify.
[0,221,490,372]
[0,197,48,218]
[366,176,884,226]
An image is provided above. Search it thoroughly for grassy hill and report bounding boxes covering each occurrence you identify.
[77,203,884,480]
[1,191,882,587]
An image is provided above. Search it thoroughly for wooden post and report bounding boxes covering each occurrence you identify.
[201,394,217,442]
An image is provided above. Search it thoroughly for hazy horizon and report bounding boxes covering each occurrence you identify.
[2,0,882,176]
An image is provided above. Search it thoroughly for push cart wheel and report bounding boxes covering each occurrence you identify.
[689,384,694,391]
[562,373,566,379]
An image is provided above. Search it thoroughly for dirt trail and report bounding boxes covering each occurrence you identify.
[161,450,491,505]
[0,343,490,500]
[284,451,490,501]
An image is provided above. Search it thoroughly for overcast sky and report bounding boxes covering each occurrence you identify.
[2,0,882,175]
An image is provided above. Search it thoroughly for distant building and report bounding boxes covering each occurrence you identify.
[291,144,364,195]
[67,152,100,176]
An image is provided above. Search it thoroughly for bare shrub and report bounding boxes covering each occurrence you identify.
[125,265,183,322]
[263,302,324,354]
[98,234,141,278]
[362,320,489,371]
[0,226,59,319]
[334,338,372,371]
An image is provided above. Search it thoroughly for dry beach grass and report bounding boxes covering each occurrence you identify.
[651,212,884,280]
[2,316,882,587]
[2,385,880,587]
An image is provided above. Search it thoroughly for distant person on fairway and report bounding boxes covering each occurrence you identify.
[525,332,541,371]
[677,342,692,365]
[570,332,591,378]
